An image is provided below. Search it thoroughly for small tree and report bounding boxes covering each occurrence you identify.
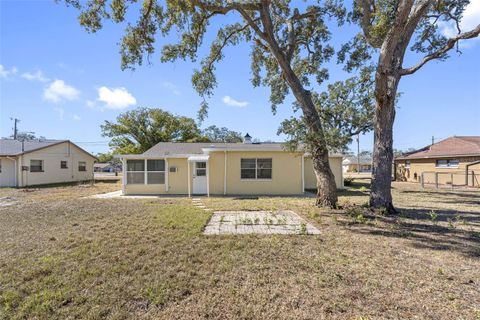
[62,0,360,207]
[343,0,480,212]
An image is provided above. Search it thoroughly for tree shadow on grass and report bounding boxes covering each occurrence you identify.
[347,208,480,258]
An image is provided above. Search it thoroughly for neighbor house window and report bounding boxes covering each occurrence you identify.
[30,160,43,172]
[0,159,2,172]
[126,160,145,184]
[61,161,68,169]
[241,158,272,180]
[78,161,87,172]
[147,159,165,184]
[435,159,459,168]
[405,160,411,168]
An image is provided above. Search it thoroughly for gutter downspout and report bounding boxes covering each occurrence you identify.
[301,154,305,193]
[224,150,227,195]
[207,160,210,197]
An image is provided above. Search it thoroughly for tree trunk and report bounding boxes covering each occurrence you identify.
[311,145,338,207]
[370,70,400,213]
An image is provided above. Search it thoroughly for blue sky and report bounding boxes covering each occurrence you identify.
[1,1,479,155]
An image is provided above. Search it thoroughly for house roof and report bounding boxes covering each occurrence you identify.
[142,142,289,156]
[122,142,343,158]
[0,139,96,159]
[396,136,480,160]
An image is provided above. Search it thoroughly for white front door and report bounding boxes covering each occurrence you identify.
[192,161,207,194]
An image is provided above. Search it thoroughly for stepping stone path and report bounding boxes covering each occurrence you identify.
[192,198,211,211]
[203,210,320,235]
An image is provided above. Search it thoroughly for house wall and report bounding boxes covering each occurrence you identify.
[223,151,303,195]
[395,156,480,187]
[304,156,343,190]
[124,152,344,195]
[18,142,95,187]
[0,157,16,187]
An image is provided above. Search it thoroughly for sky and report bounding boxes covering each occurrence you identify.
[1,0,479,155]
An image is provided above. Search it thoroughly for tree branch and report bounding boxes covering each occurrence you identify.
[355,0,375,46]
[400,24,480,76]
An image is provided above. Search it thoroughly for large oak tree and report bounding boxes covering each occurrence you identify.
[344,0,480,212]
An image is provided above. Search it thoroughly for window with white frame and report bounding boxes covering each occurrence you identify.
[30,160,43,172]
[241,158,272,180]
[405,160,411,168]
[435,159,459,168]
[147,160,165,184]
[126,160,145,184]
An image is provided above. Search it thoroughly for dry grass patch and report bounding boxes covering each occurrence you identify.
[0,181,479,319]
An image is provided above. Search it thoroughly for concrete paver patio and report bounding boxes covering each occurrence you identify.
[204,210,320,235]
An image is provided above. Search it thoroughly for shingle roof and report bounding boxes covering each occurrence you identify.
[397,136,480,160]
[142,142,288,156]
[0,139,67,156]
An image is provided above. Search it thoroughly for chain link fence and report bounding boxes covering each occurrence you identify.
[420,171,479,190]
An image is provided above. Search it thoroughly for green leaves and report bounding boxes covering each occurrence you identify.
[279,70,375,152]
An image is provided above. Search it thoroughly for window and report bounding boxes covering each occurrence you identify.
[405,160,411,168]
[78,161,87,172]
[61,161,68,169]
[30,160,43,172]
[435,159,459,168]
[147,160,165,184]
[126,160,145,184]
[0,159,2,173]
[241,158,272,180]
[195,162,206,177]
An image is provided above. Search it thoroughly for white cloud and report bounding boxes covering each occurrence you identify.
[222,95,249,107]
[0,65,18,79]
[163,81,181,95]
[43,80,80,103]
[97,86,137,109]
[72,114,81,121]
[22,70,49,82]
[440,1,480,46]
[53,107,65,120]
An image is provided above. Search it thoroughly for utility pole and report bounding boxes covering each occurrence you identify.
[10,118,20,140]
[356,134,360,173]
[431,136,434,145]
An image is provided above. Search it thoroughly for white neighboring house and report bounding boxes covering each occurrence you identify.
[0,139,96,187]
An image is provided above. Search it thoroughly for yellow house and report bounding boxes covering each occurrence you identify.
[118,140,344,196]
[0,139,96,187]
[394,136,480,188]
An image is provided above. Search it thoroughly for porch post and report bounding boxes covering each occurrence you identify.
[207,160,210,197]
[165,158,169,192]
[144,159,148,185]
[122,157,126,195]
[187,161,191,197]
[223,151,227,195]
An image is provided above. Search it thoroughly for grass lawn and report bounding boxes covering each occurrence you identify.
[0,181,479,319]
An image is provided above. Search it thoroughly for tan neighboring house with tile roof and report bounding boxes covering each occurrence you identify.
[394,136,480,188]
[0,139,96,187]
[117,135,344,196]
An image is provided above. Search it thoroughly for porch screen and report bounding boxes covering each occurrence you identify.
[147,160,165,184]
[126,160,145,184]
